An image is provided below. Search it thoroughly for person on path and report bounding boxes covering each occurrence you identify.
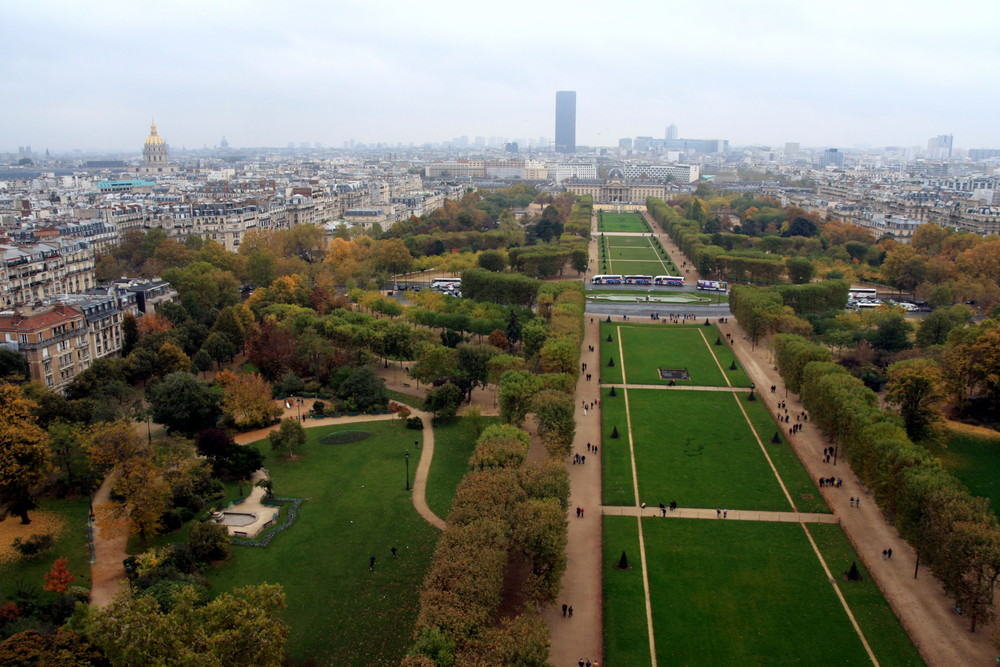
[882,549,887,560]
[568,605,574,617]
[888,548,893,559]
[723,509,728,519]
[856,497,862,508]
[850,497,855,507]
[562,603,568,617]
[717,507,721,518]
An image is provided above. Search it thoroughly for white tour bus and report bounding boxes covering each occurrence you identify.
[431,278,461,291]
[654,275,685,286]
[848,288,878,301]
[591,274,623,285]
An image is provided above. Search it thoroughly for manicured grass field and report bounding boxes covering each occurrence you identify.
[205,421,440,666]
[808,524,925,666]
[603,236,656,248]
[0,497,93,594]
[601,385,636,505]
[617,389,792,510]
[642,519,875,665]
[598,212,649,233]
[425,417,497,519]
[742,399,830,514]
[603,517,652,665]
[600,323,750,388]
[924,424,1000,516]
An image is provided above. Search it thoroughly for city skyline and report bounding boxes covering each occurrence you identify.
[3,0,998,153]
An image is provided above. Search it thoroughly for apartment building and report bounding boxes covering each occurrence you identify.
[0,304,90,391]
[0,240,96,309]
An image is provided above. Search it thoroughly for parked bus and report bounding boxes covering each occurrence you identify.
[623,274,653,285]
[591,274,623,284]
[653,275,685,286]
[431,278,461,291]
[848,288,878,301]
[696,279,728,292]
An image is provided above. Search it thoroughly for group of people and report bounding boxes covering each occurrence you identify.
[821,447,836,464]
[818,477,842,487]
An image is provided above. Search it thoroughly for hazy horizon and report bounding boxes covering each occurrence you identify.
[4,0,998,153]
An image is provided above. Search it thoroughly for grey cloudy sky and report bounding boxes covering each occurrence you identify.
[4,0,997,153]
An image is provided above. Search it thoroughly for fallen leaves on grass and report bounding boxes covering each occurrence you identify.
[0,511,66,565]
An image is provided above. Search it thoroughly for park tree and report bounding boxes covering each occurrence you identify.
[0,384,51,523]
[570,249,588,275]
[486,354,525,386]
[785,257,815,284]
[520,319,548,359]
[245,317,298,381]
[968,323,1000,416]
[147,372,221,435]
[269,419,306,458]
[107,454,170,544]
[155,342,191,378]
[0,347,29,383]
[885,358,945,441]
[202,332,238,369]
[511,498,568,603]
[84,584,288,666]
[477,249,506,272]
[867,313,913,354]
[916,304,971,348]
[531,390,575,456]
[410,345,459,386]
[423,381,463,421]
[456,343,497,401]
[46,420,91,490]
[0,629,104,665]
[498,370,544,426]
[43,556,74,593]
[216,370,281,429]
[337,366,387,411]
[189,521,231,563]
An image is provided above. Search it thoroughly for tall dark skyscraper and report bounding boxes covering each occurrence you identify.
[555,91,576,153]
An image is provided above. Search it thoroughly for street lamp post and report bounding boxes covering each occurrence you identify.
[405,450,411,491]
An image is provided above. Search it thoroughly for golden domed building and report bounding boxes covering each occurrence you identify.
[135,120,178,175]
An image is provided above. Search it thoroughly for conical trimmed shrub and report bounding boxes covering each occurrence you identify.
[617,551,630,569]
[611,426,620,439]
[609,386,617,397]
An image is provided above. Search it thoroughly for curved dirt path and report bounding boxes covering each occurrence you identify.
[88,471,129,607]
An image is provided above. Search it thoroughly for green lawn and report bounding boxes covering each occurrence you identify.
[603,517,651,665]
[742,399,830,514]
[645,519,873,666]
[924,425,1000,516]
[619,390,793,510]
[601,385,636,505]
[603,236,656,248]
[425,417,497,519]
[598,213,649,233]
[808,524,925,666]
[0,497,93,596]
[600,323,750,388]
[204,420,440,666]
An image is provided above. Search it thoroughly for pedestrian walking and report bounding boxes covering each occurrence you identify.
[882,549,887,560]
[849,497,855,507]
[723,509,728,519]
[562,603,568,617]
[569,605,574,617]
[887,548,892,559]
[717,507,721,518]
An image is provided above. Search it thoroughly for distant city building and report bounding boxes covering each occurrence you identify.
[618,138,633,150]
[969,149,1000,161]
[927,134,953,160]
[821,148,844,169]
[135,121,178,176]
[784,142,800,156]
[666,124,678,141]
[555,91,576,154]
[622,164,700,183]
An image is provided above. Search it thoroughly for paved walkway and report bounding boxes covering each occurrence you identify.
[603,382,751,393]
[601,505,839,523]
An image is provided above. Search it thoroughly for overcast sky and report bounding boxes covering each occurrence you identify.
[3,0,997,153]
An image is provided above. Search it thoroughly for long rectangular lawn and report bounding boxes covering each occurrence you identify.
[645,519,873,665]
[625,389,792,510]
